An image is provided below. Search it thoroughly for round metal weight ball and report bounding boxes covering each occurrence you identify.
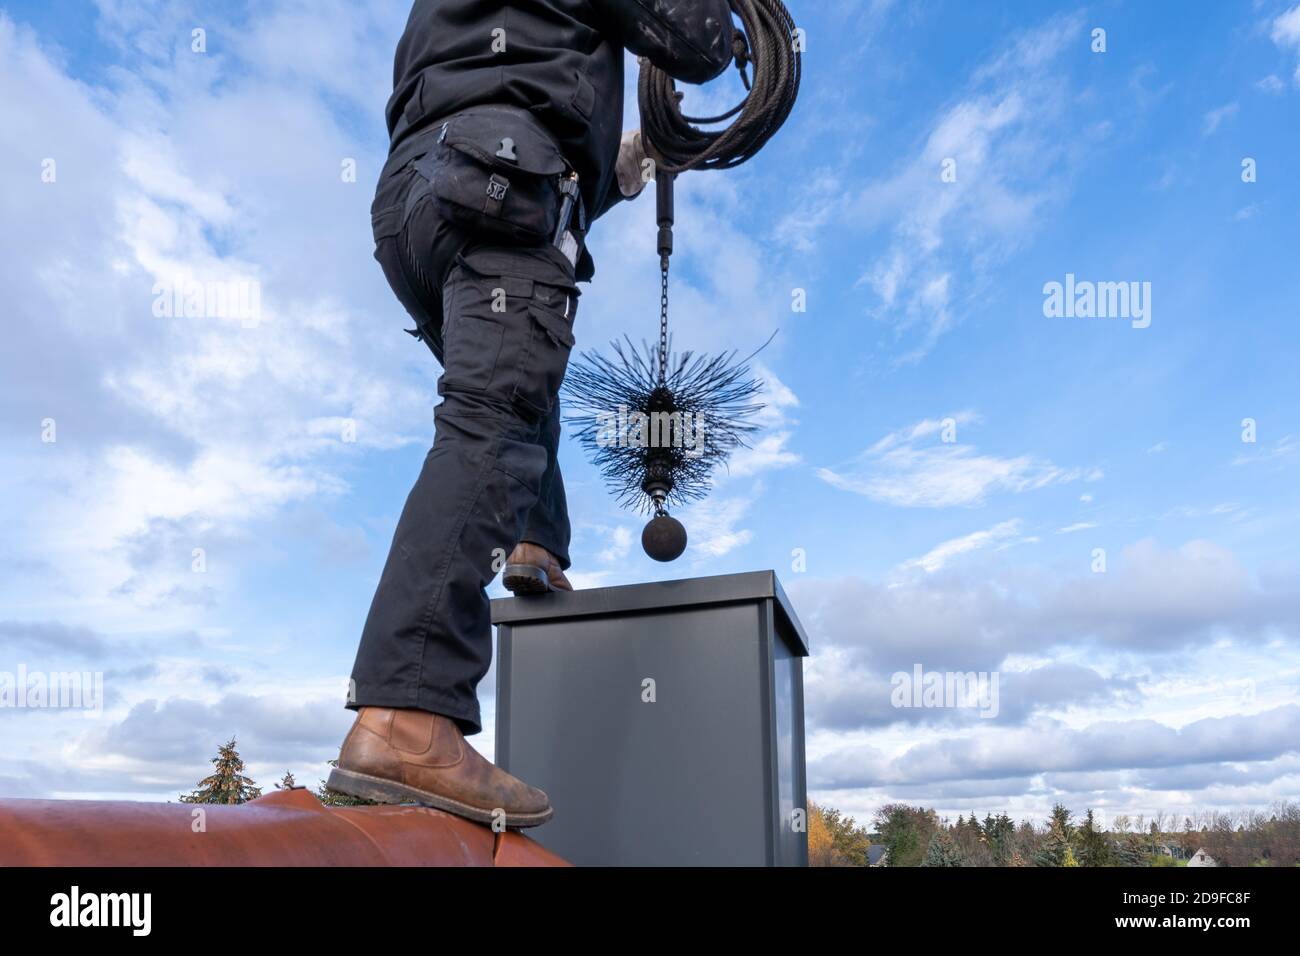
[642,513,687,562]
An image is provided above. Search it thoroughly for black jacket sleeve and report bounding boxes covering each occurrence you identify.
[595,0,734,84]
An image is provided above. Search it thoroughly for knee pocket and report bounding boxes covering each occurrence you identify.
[438,248,577,420]
[491,436,549,497]
[514,300,575,418]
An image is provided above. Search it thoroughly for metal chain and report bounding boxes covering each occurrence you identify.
[658,255,669,388]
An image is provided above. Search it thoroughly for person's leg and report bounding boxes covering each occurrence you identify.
[349,239,578,735]
[502,402,574,594]
[519,401,572,569]
[337,166,576,825]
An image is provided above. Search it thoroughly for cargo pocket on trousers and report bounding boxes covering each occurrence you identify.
[512,298,576,418]
[440,274,506,394]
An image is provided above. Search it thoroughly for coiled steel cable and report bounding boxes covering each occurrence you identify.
[637,0,801,174]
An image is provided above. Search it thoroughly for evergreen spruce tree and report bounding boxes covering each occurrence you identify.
[1114,833,1150,867]
[1049,803,1075,842]
[984,813,1015,865]
[1035,817,1071,867]
[180,737,262,804]
[1077,809,1113,866]
[921,828,964,867]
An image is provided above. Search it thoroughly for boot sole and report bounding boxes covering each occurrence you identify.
[327,767,553,829]
[502,563,552,596]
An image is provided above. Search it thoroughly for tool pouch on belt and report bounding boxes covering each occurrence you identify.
[413,105,567,245]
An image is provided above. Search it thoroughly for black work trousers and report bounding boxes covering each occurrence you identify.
[348,160,580,735]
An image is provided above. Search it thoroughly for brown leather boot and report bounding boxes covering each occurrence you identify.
[502,542,572,595]
[328,707,552,828]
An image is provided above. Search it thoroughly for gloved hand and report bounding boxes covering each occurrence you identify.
[615,129,650,198]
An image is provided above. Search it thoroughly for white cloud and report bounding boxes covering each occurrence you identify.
[1232,434,1299,466]
[1056,521,1098,534]
[728,432,800,478]
[844,13,1088,362]
[790,537,1300,682]
[1158,502,1242,521]
[1201,102,1239,136]
[812,706,1300,790]
[725,362,801,478]
[793,534,1300,818]
[897,519,1028,574]
[684,494,755,560]
[597,525,634,564]
[1271,4,1300,83]
[0,11,451,645]
[819,414,1096,508]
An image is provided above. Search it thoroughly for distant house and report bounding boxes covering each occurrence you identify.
[1186,847,1217,867]
[867,845,889,867]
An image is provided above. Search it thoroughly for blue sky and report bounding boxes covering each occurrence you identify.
[2,0,1298,827]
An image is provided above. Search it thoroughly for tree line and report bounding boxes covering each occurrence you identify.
[810,800,1300,867]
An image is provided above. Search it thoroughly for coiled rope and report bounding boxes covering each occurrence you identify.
[637,0,801,174]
